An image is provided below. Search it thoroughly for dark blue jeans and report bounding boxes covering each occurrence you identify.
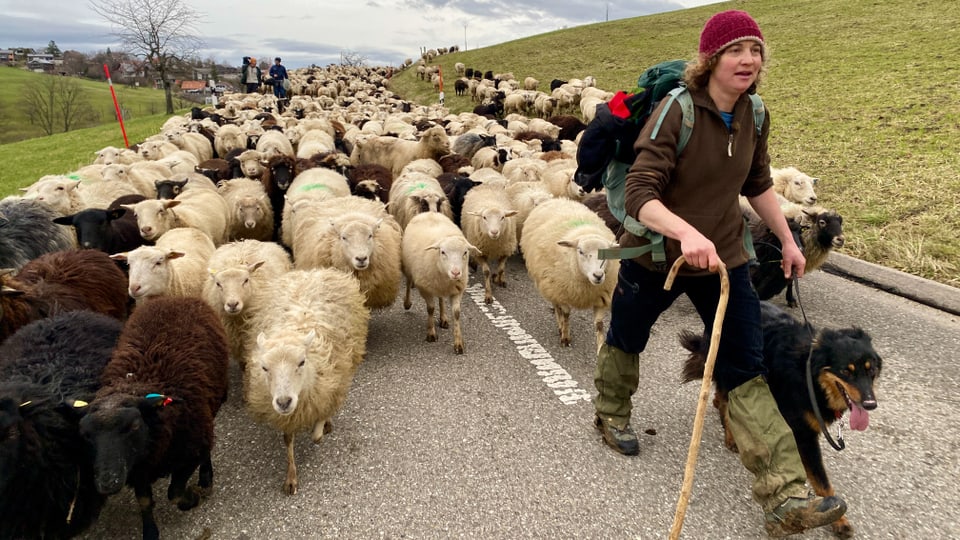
[606,259,765,391]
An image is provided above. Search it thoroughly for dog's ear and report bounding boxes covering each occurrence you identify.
[838,326,871,344]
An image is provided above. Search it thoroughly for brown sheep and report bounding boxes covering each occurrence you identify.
[1,249,129,343]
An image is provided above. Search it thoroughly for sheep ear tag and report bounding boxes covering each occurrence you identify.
[145,393,173,407]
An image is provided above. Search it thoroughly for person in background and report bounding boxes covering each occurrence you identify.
[269,57,289,99]
[590,9,848,537]
[241,57,262,94]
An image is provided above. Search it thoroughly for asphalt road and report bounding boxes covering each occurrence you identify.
[80,255,960,540]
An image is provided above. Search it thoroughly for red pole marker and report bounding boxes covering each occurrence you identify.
[103,64,130,148]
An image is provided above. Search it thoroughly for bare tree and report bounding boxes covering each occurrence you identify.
[56,77,94,132]
[21,77,58,136]
[89,0,203,114]
[340,50,368,67]
[21,76,95,136]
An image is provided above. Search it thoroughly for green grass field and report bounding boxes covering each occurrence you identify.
[0,0,957,287]
[0,67,173,144]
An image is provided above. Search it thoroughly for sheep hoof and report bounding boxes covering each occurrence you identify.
[175,486,202,511]
[454,343,464,354]
[426,334,437,343]
[283,478,298,496]
[484,296,493,305]
[560,338,571,347]
[439,320,450,329]
[403,300,412,310]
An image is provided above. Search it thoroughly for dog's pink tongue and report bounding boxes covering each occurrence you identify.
[849,405,869,431]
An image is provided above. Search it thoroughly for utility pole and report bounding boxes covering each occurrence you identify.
[606,2,609,22]
[464,23,468,51]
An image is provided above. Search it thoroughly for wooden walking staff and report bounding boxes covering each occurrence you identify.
[664,255,730,540]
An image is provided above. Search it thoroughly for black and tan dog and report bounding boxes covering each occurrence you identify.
[680,301,882,538]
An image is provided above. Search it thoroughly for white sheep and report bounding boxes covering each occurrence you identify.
[460,183,518,304]
[292,196,403,310]
[501,156,547,183]
[505,181,554,244]
[520,198,620,349]
[387,172,453,230]
[351,125,451,178]
[523,77,539,91]
[401,212,479,354]
[237,150,267,180]
[399,158,443,178]
[218,178,274,242]
[202,239,292,365]
[294,129,336,159]
[214,124,247,158]
[123,187,229,244]
[101,162,168,198]
[244,267,370,495]
[280,168,352,247]
[164,129,214,162]
[112,227,216,304]
[255,130,295,159]
[94,146,142,165]
[771,166,819,206]
[540,158,585,200]
[471,146,510,172]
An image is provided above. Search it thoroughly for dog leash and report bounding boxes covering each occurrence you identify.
[792,275,846,451]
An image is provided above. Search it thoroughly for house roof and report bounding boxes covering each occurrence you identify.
[180,80,207,90]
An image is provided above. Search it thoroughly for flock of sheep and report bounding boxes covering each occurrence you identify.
[0,58,844,539]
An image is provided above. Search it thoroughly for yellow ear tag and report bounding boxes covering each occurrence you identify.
[72,400,89,408]
[19,400,32,407]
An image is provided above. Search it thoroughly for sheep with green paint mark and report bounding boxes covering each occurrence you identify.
[387,171,452,230]
[520,198,619,349]
[279,168,351,247]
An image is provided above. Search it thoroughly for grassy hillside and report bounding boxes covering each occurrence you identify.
[0,112,180,190]
[1,0,957,286]
[0,67,173,144]
[388,0,960,286]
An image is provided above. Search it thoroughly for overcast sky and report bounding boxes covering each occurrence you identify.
[1,0,723,69]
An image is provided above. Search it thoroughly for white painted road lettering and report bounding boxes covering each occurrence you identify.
[467,283,592,404]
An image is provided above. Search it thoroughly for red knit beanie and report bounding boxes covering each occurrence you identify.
[699,10,765,59]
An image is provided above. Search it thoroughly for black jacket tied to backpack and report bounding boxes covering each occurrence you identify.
[574,91,647,193]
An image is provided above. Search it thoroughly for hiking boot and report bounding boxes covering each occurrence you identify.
[594,415,639,456]
[764,493,847,537]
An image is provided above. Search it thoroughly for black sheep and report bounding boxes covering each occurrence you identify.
[546,115,588,141]
[261,154,298,240]
[0,311,123,540]
[749,209,845,307]
[454,78,468,96]
[347,164,393,203]
[53,194,148,254]
[79,297,229,540]
[438,173,481,227]
[550,78,568,91]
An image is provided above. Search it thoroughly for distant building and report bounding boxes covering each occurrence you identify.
[179,80,207,93]
[0,50,13,64]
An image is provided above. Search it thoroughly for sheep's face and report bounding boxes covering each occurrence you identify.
[129,200,171,240]
[79,394,156,495]
[786,173,818,206]
[241,158,264,178]
[96,147,121,165]
[155,179,188,200]
[55,209,116,251]
[140,141,165,160]
[210,264,261,314]
[559,236,615,286]
[565,177,586,200]
[429,237,476,282]
[333,218,379,271]
[254,330,319,416]
[101,164,128,183]
[33,179,80,215]
[123,248,183,299]
[236,196,266,229]
[475,208,517,240]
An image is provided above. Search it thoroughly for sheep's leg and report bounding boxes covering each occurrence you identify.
[494,257,508,287]
[479,256,494,304]
[423,293,438,342]
[451,293,465,354]
[556,304,572,347]
[283,432,298,495]
[312,419,333,443]
[134,481,160,540]
[592,306,606,353]
[197,450,214,494]
[167,460,202,510]
[438,296,449,329]
[552,303,564,337]
[403,276,413,310]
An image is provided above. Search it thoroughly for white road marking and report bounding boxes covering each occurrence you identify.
[466,283,592,405]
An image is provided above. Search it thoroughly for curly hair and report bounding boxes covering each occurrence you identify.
[682,48,767,92]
